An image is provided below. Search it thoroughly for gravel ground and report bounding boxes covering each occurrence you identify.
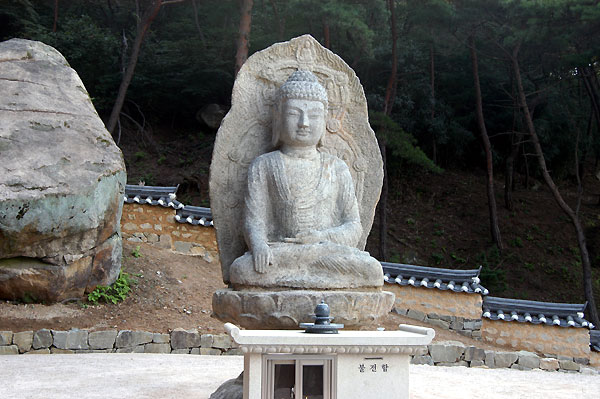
[1,354,598,399]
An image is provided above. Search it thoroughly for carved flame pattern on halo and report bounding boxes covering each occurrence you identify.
[209,35,383,283]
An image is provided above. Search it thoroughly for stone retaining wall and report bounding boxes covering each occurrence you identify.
[1,328,596,374]
[412,340,597,374]
[120,203,218,261]
[0,328,240,355]
[481,319,591,359]
[388,285,483,339]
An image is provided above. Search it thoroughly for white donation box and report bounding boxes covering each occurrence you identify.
[225,323,435,399]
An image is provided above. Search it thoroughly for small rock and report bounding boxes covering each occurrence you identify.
[13,331,33,353]
[470,360,485,368]
[212,334,234,350]
[464,346,485,362]
[0,345,19,355]
[0,331,13,346]
[25,348,50,354]
[517,351,540,369]
[559,359,580,372]
[116,330,153,348]
[406,309,426,322]
[539,357,559,371]
[429,341,465,363]
[50,348,74,354]
[171,348,191,354]
[89,330,117,350]
[391,308,407,316]
[494,352,518,368]
[573,357,590,365]
[32,329,53,349]
[116,346,145,353]
[411,355,433,365]
[171,328,200,349]
[144,343,171,354]
[153,333,170,344]
[200,334,214,348]
[426,319,450,330]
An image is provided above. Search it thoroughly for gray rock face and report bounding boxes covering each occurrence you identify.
[13,331,33,353]
[209,372,243,399]
[0,331,12,346]
[89,330,117,350]
[32,329,52,349]
[52,329,88,350]
[115,331,153,348]
[494,352,518,368]
[517,351,540,369]
[0,39,126,302]
[429,341,465,363]
[170,328,201,349]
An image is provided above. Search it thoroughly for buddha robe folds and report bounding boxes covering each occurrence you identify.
[229,150,383,290]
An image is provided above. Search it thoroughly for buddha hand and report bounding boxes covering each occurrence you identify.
[253,242,272,273]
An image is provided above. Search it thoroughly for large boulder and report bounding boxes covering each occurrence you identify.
[0,38,126,302]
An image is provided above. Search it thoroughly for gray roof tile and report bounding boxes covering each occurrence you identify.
[482,296,592,329]
[381,262,488,295]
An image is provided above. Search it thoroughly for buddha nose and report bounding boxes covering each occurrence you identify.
[298,111,309,127]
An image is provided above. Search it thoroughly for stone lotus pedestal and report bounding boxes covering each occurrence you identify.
[223,322,435,399]
[213,289,395,329]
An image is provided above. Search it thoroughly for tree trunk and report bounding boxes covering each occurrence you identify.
[469,35,503,251]
[377,0,399,261]
[53,0,59,32]
[268,0,285,40]
[430,40,437,164]
[323,19,330,49]
[107,0,163,135]
[234,0,253,77]
[512,46,600,327]
[378,140,388,261]
[383,0,398,115]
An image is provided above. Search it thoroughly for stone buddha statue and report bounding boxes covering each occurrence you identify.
[229,70,383,290]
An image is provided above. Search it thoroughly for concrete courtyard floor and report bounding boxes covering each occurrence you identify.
[1,354,598,399]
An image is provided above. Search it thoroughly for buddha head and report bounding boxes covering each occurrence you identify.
[272,70,328,148]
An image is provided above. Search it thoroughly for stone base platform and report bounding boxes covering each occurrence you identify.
[212,289,395,329]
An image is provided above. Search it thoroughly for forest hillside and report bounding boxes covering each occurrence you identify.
[2,0,599,323]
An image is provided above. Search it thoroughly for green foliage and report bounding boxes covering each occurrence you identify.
[134,151,147,162]
[131,245,142,258]
[509,237,524,248]
[87,271,133,304]
[370,112,443,174]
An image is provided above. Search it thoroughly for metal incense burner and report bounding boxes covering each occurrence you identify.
[299,301,344,334]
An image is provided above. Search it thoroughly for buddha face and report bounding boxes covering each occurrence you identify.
[278,98,325,148]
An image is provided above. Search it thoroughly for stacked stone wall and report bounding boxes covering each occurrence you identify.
[0,328,240,355]
[481,319,591,359]
[411,340,596,374]
[388,285,483,338]
[1,328,596,374]
[120,203,218,261]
